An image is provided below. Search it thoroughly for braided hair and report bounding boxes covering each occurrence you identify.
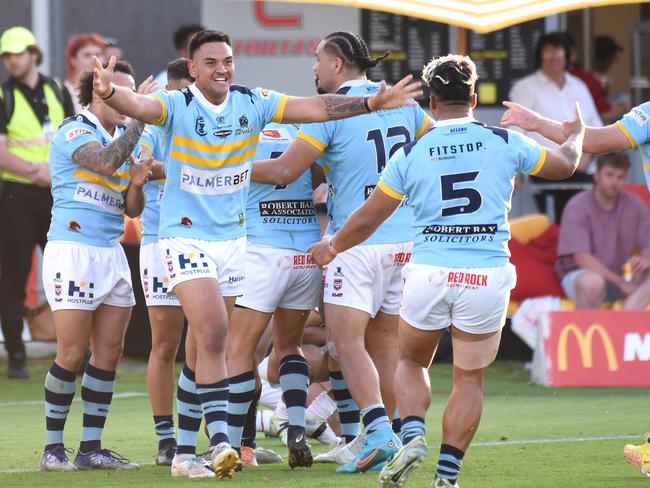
[322,31,390,73]
[422,54,478,104]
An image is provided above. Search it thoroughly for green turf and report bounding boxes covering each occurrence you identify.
[0,359,648,487]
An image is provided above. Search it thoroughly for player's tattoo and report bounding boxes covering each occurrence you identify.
[320,95,367,120]
[72,119,145,175]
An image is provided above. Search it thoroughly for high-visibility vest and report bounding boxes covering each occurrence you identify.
[0,79,66,184]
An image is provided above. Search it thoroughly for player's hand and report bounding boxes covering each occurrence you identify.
[129,155,154,188]
[137,75,158,96]
[93,55,115,99]
[629,255,650,274]
[307,237,337,269]
[369,74,422,111]
[562,102,585,140]
[501,101,542,131]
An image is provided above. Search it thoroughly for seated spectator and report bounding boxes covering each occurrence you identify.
[556,152,650,309]
[64,33,105,113]
[102,37,123,62]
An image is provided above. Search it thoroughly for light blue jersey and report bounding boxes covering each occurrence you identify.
[48,110,138,246]
[297,80,429,245]
[140,125,167,245]
[246,123,320,251]
[615,103,650,191]
[153,83,288,241]
[378,117,546,267]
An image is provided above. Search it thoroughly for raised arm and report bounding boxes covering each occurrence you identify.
[92,56,163,125]
[72,118,145,176]
[123,156,153,218]
[532,102,585,180]
[251,138,321,186]
[280,75,422,123]
[501,101,632,155]
[308,187,402,268]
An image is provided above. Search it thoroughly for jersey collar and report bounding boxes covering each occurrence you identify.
[336,79,370,91]
[433,116,476,127]
[189,83,229,114]
[81,109,117,140]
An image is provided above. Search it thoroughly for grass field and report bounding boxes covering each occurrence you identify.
[0,358,648,487]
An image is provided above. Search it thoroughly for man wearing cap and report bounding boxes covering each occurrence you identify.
[0,26,74,379]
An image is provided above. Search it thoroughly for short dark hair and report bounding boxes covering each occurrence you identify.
[322,31,390,73]
[597,152,631,172]
[173,23,205,51]
[534,32,571,70]
[78,59,134,107]
[422,54,478,104]
[167,57,193,82]
[188,30,231,59]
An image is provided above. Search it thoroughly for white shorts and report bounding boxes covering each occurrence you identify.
[158,236,246,296]
[323,241,412,317]
[400,262,517,334]
[236,245,321,313]
[43,241,135,311]
[139,242,180,307]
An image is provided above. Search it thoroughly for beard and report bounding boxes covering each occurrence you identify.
[314,76,327,95]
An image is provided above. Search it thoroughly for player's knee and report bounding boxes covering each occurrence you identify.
[56,345,88,371]
[152,339,179,362]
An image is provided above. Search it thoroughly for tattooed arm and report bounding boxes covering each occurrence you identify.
[280,74,422,123]
[71,119,145,176]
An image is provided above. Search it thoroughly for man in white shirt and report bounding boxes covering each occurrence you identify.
[510,32,602,220]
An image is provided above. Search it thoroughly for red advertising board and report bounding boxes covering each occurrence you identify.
[542,311,650,387]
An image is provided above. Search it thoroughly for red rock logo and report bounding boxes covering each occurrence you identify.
[68,220,81,231]
[180,216,193,227]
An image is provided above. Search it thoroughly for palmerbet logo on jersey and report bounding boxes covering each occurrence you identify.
[180,164,251,195]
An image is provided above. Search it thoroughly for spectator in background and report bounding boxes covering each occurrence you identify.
[569,35,631,123]
[64,33,106,114]
[153,23,204,87]
[0,26,74,379]
[510,32,602,221]
[102,37,123,63]
[556,152,650,309]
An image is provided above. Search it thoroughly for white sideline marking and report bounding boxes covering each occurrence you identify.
[0,391,147,408]
[0,434,641,474]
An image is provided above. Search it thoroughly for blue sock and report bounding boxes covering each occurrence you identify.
[436,444,465,484]
[329,370,360,443]
[44,362,76,451]
[227,371,256,449]
[392,408,402,435]
[361,403,391,434]
[196,378,229,447]
[401,415,426,444]
[153,415,176,450]
[279,355,309,430]
[176,365,202,455]
[79,364,115,453]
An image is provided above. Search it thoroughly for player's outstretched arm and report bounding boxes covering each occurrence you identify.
[307,187,402,268]
[534,102,585,180]
[501,100,633,155]
[93,56,163,125]
[252,138,321,186]
[124,155,153,218]
[281,74,422,123]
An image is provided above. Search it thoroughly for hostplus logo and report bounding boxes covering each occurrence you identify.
[68,280,95,305]
[178,252,210,276]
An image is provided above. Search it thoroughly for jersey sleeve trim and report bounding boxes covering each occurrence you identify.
[296,132,327,152]
[529,146,547,176]
[377,181,405,201]
[140,141,153,152]
[415,115,430,138]
[271,95,289,123]
[152,95,167,126]
[615,121,638,149]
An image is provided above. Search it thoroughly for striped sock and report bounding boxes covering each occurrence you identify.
[197,378,229,446]
[360,403,391,434]
[392,408,402,435]
[436,444,465,484]
[153,415,176,450]
[242,388,261,448]
[44,362,77,451]
[79,364,115,453]
[227,371,256,450]
[401,415,426,444]
[329,370,360,443]
[176,365,202,455]
[278,355,309,430]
